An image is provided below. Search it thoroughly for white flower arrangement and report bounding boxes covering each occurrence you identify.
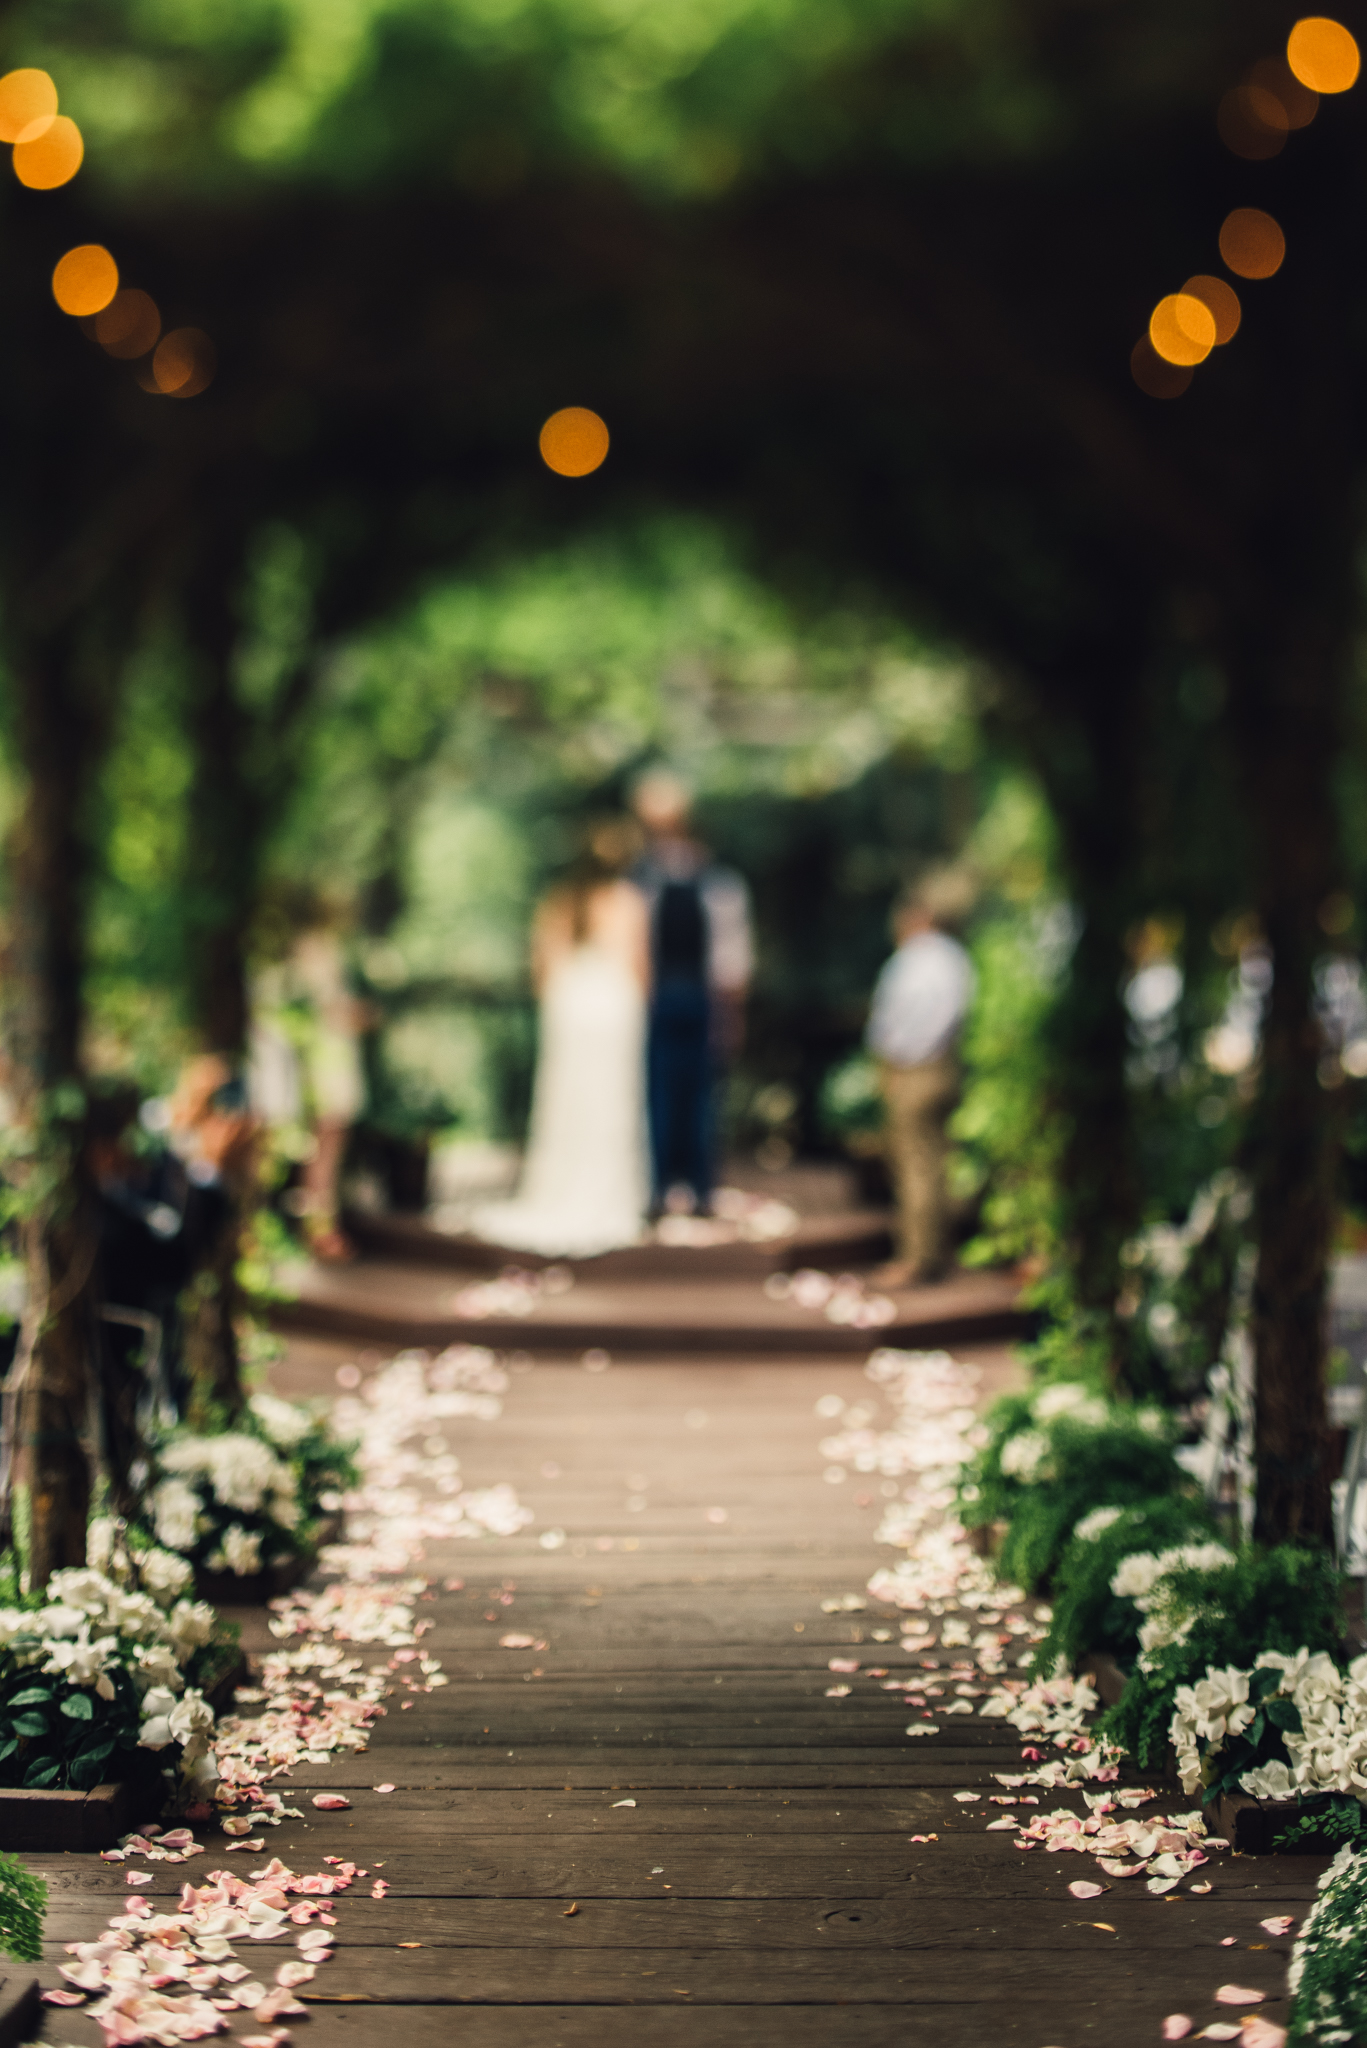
[0,1528,221,1793]
[143,1394,356,1582]
[1108,1541,1237,1666]
[1168,1648,1367,1802]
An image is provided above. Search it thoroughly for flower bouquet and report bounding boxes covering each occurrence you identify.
[0,1527,224,1799]
[143,1393,357,1600]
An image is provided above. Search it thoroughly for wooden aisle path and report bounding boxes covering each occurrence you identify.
[27,1317,1323,2047]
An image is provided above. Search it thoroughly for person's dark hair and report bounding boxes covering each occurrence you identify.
[558,816,638,940]
[84,1081,142,1146]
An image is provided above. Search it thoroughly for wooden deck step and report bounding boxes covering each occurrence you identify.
[272,1259,1030,1355]
[344,1205,894,1278]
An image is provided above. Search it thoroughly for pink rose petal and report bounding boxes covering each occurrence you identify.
[42,1989,87,2006]
[499,1634,535,1648]
[374,1784,396,1794]
[311,1794,351,1810]
[126,1871,153,1886]
[1214,1986,1265,2005]
[1068,1880,1105,1899]
[1240,2021,1288,2048]
[1197,2028,1242,2042]
[1259,1917,1294,1937]
[1162,2021,1193,2042]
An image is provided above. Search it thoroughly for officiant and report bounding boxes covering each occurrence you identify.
[630,770,753,1219]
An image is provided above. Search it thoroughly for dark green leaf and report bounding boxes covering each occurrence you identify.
[59,1694,94,1722]
[1266,1698,1302,1731]
[0,1739,18,1763]
[75,1737,115,1764]
[7,1689,51,1709]
[11,1714,47,1739]
[21,1759,59,1788]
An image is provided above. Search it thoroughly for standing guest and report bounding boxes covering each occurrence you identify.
[251,898,368,1263]
[866,868,976,1288]
[630,770,753,1218]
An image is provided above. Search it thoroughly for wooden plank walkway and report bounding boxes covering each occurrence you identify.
[26,1330,1322,2047]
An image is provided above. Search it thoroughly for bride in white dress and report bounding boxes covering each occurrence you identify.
[474,847,650,1257]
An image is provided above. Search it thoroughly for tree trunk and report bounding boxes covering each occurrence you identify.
[1050,876,1137,1331]
[1002,637,1143,1377]
[1,631,109,1585]
[1231,608,1341,1549]
[175,553,253,1421]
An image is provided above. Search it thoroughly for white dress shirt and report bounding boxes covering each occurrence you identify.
[866,929,975,1067]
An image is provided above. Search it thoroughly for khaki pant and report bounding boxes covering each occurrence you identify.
[878,1055,959,1276]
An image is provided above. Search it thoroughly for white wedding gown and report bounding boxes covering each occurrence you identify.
[474,942,649,1257]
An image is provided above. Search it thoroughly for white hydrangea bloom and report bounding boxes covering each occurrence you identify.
[1111,1551,1164,1601]
[165,1600,215,1657]
[85,1517,116,1572]
[139,1712,173,1750]
[136,1642,183,1693]
[39,1602,87,1640]
[153,1477,201,1552]
[47,1569,115,1617]
[1032,1383,1109,1428]
[1137,1608,1196,1660]
[249,1392,314,1449]
[168,1689,214,1743]
[1240,1759,1294,1801]
[139,1548,194,1604]
[43,1631,119,1697]
[1000,1430,1050,1480]
[210,1525,263,1577]
[1073,1505,1123,1542]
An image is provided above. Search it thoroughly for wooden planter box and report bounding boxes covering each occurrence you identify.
[1079,1651,1129,1707]
[0,1972,39,2048]
[1214,1790,1339,1855]
[0,1777,145,1853]
[0,1650,253,1851]
[194,1513,343,1606]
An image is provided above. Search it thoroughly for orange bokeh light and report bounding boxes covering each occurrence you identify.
[152,327,216,397]
[95,288,161,359]
[1131,337,1192,401]
[1181,274,1242,345]
[1249,56,1319,127]
[51,243,118,317]
[0,68,56,145]
[13,112,83,188]
[1149,293,1217,366]
[1217,83,1288,158]
[1219,207,1286,279]
[539,407,610,477]
[1287,17,1360,92]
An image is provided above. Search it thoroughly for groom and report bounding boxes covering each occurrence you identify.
[630,770,753,1218]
